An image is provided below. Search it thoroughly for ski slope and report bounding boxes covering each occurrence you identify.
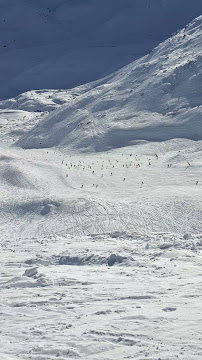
[0,139,202,240]
[0,4,202,360]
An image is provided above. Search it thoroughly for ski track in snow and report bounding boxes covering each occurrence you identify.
[0,138,202,359]
[1,233,202,360]
[1,4,202,360]
[0,144,202,238]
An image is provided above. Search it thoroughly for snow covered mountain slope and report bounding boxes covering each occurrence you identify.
[1,10,202,360]
[1,0,202,99]
[17,16,202,152]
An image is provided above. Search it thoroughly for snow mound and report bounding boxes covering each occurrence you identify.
[1,0,202,99]
[58,253,126,267]
[0,157,35,189]
[0,89,83,112]
[1,275,48,288]
[17,16,202,152]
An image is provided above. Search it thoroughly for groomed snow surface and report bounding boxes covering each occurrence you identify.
[0,3,202,360]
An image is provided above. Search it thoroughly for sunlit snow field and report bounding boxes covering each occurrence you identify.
[0,2,202,360]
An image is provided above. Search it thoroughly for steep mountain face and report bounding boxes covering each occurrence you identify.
[17,16,202,152]
[1,0,202,99]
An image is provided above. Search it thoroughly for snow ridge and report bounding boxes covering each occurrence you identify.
[1,0,202,99]
[17,16,202,152]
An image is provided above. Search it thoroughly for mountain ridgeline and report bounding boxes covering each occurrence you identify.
[1,0,202,99]
[17,16,202,152]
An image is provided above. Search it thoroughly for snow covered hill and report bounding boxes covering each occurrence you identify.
[17,16,202,152]
[1,0,202,99]
[1,6,202,360]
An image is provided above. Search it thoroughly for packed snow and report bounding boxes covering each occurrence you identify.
[0,1,202,360]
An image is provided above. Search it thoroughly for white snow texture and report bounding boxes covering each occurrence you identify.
[0,1,202,360]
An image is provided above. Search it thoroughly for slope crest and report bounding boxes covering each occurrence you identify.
[17,16,202,152]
